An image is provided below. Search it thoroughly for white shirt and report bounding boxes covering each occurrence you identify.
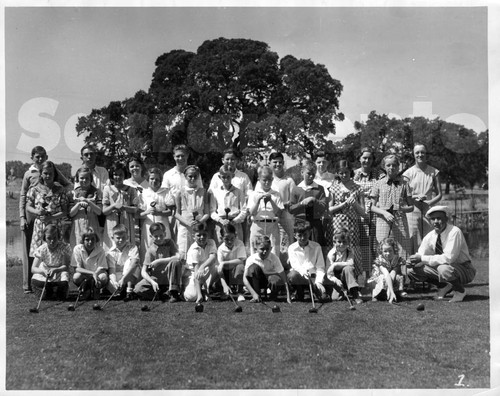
[288,240,325,282]
[315,171,335,197]
[185,239,218,271]
[210,185,247,223]
[248,186,283,221]
[217,239,247,264]
[244,252,284,275]
[418,223,472,267]
[209,169,253,196]
[161,167,203,194]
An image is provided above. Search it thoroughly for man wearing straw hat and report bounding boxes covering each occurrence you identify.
[407,205,476,302]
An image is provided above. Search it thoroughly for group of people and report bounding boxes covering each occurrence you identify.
[19,141,476,306]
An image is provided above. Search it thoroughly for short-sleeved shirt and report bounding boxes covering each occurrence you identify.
[209,169,253,197]
[370,176,411,211]
[32,241,72,282]
[217,239,247,264]
[186,239,217,271]
[374,254,405,275]
[161,167,203,194]
[210,185,247,223]
[245,252,284,275]
[106,242,140,273]
[71,244,108,272]
[144,239,179,266]
[248,187,284,221]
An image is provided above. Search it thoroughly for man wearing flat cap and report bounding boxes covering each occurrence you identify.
[408,205,476,302]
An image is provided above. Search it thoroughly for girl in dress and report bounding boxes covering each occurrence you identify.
[124,155,149,192]
[367,238,406,303]
[402,143,442,253]
[26,161,69,258]
[102,163,138,250]
[353,147,385,274]
[328,160,366,276]
[370,155,414,260]
[69,167,102,247]
[175,165,210,260]
[138,167,175,260]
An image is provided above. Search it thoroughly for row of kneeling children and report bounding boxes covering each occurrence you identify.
[32,219,406,305]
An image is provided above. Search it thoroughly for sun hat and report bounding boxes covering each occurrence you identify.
[426,205,450,217]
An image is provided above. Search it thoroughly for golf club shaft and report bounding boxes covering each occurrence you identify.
[307,277,316,309]
[100,287,120,309]
[342,289,354,308]
[35,276,50,310]
[74,278,87,308]
[227,292,241,309]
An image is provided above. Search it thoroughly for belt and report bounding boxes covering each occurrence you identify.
[255,219,278,223]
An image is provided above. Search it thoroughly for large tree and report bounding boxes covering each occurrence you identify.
[77,38,344,167]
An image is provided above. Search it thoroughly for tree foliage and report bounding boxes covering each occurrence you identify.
[342,112,488,189]
[76,37,344,173]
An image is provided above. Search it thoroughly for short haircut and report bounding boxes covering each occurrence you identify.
[219,164,234,177]
[128,155,145,172]
[258,165,273,178]
[80,227,100,244]
[173,144,189,154]
[332,227,350,243]
[31,146,47,157]
[183,165,200,176]
[382,154,400,167]
[149,222,166,235]
[335,160,354,178]
[293,220,311,234]
[222,148,238,158]
[358,147,376,162]
[109,162,129,180]
[268,152,284,161]
[75,167,92,182]
[112,223,128,235]
[147,167,163,178]
[220,223,237,237]
[193,223,208,234]
[302,160,317,173]
[255,235,271,247]
[379,237,399,255]
[43,224,60,241]
[80,143,97,156]
[314,150,327,161]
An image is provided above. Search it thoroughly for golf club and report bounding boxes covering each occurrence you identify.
[227,291,243,312]
[68,278,87,311]
[307,274,318,313]
[224,207,231,220]
[341,288,357,311]
[150,201,157,223]
[29,274,50,313]
[93,286,121,311]
[141,290,159,312]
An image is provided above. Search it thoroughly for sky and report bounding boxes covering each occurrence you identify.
[4,6,489,171]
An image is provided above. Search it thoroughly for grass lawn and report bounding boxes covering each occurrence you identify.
[5,258,490,390]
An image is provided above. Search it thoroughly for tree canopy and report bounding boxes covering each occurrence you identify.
[76,37,344,170]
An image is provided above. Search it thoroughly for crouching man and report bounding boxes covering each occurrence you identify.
[408,206,476,302]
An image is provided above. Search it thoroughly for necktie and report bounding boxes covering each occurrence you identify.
[435,233,443,255]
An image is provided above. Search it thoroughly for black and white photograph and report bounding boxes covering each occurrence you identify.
[2,1,497,393]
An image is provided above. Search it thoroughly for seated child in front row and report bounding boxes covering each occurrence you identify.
[325,227,363,304]
[244,235,291,303]
[367,238,406,303]
[31,225,72,300]
[217,224,247,301]
[287,220,328,302]
[183,223,217,303]
[71,227,109,299]
[134,222,183,303]
[105,224,141,300]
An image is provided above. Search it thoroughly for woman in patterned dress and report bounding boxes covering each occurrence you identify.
[370,155,414,260]
[26,161,69,257]
[402,143,442,254]
[353,147,385,275]
[328,160,366,276]
[102,163,138,250]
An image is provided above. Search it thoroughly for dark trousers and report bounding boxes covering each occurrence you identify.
[32,279,69,300]
[245,264,283,297]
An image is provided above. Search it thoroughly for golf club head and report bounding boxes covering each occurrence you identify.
[92,304,102,311]
[141,305,150,312]
[272,305,281,313]
[67,305,75,311]
[195,303,204,312]
[234,306,243,313]
[417,303,425,311]
[309,307,318,313]
[29,308,39,313]
[349,306,356,311]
